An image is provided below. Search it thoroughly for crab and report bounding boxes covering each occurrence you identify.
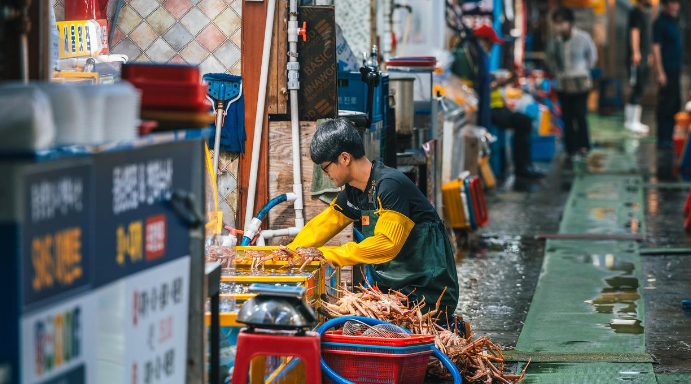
[279,246,338,279]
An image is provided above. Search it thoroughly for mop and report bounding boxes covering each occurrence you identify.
[203,73,243,178]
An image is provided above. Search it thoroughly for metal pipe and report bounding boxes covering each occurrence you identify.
[244,0,277,231]
[212,99,224,175]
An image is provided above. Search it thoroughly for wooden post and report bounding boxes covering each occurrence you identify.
[239,0,272,230]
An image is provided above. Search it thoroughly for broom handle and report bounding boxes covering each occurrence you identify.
[212,100,224,181]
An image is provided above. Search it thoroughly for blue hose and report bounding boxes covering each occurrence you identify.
[353,228,365,243]
[316,316,463,384]
[240,194,289,246]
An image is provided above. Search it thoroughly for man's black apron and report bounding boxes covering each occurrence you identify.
[357,165,459,313]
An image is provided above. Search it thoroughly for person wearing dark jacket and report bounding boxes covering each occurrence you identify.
[653,0,682,149]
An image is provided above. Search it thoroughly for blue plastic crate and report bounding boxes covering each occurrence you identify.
[531,134,556,161]
[321,341,434,355]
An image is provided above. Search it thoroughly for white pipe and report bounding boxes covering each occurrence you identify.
[382,0,392,62]
[20,33,29,84]
[244,0,277,231]
[260,226,301,240]
[258,225,302,245]
[288,0,305,231]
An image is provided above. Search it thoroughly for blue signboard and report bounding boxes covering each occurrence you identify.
[0,138,202,384]
[21,160,93,311]
[92,140,195,287]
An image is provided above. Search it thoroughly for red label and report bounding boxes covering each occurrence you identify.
[96,19,109,54]
[145,215,166,261]
[362,216,370,226]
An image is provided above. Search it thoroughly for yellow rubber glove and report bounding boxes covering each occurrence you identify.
[319,209,414,267]
[287,199,354,248]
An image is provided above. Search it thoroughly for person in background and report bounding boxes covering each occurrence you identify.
[625,0,653,134]
[652,0,682,150]
[545,7,598,161]
[473,25,545,179]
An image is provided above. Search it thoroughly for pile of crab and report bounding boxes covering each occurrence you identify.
[319,283,529,384]
[206,245,337,277]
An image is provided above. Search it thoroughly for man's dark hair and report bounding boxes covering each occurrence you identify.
[661,0,680,4]
[552,7,575,23]
[310,118,366,164]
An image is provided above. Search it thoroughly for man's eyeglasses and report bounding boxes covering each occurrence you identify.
[321,161,333,174]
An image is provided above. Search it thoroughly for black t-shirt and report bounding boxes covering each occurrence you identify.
[335,161,440,225]
[627,8,651,65]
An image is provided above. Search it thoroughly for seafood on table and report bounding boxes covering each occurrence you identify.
[205,245,237,268]
[279,246,338,278]
[319,283,529,384]
[222,246,338,276]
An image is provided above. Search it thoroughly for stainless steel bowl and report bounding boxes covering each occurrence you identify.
[236,284,316,330]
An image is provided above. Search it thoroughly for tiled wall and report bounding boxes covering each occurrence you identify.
[55,0,242,74]
[53,0,242,229]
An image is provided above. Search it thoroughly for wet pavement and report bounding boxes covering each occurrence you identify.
[454,136,691,374]
[454,158,571,348]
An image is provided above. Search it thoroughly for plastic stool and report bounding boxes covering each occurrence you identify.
[231,329,322,384]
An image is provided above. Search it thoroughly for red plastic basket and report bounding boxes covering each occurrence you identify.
[322,349,433,384]
[322,330,435,346]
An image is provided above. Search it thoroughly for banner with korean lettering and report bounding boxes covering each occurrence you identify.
[124,257,190,384]
[21,160,93,310]
[92,141,195,287]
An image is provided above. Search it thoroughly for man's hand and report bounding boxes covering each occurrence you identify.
[632,51,642,66]
[658,71,667,87]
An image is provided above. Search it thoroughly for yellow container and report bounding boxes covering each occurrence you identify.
[478,156,497,189]
[442,179,471,229]
[539,107,551,136]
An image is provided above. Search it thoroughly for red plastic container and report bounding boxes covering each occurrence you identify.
[322,330,435,346]
[322,349,433,384]
[122,63,200,84]
[468,176,489,227]
[129,79,208,110]
[64,0,96,21]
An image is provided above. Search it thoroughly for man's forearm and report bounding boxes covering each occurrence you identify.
[630,28,641,58]
[653,44,664,74]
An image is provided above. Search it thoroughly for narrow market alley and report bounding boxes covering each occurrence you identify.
[455,113,691,383]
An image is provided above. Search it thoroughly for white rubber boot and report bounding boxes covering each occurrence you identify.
[624,104,634,131]
[629,104,650,133]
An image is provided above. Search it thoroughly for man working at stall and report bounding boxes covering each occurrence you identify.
[287,118,460,318]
